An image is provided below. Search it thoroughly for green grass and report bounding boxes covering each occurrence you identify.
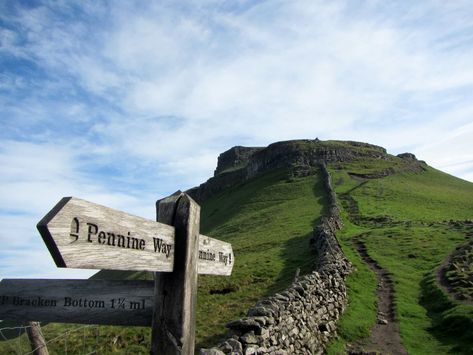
[362,226,469,354]
[328,157,473,354]
[196,168,328,347]
[326,234,377,354]
[421,271,473,354]
[0,322,151,354]
[350,167,473,222]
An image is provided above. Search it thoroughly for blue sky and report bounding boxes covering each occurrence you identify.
[1,0,473,279]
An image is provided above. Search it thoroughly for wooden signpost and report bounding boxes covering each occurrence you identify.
[0,192,234,355]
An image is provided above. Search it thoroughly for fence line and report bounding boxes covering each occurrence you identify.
[0,323,100,355]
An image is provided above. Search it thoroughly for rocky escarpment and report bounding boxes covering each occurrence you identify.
[189,139,399,204]
[214,146,263,175]
[200,163,353,355]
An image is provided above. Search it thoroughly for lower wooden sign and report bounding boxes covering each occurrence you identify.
[0,279,154,326]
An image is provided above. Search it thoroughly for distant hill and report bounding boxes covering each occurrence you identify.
[191,139,473,353]
[2,139,472,354]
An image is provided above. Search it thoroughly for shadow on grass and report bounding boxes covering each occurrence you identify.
[197,170,331,350]
[197,172,329,349]
[265,231,318,296]
[420,272,473,354]
[267,168,329,296]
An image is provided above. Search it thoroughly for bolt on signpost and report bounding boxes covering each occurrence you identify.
[0,192,234,355]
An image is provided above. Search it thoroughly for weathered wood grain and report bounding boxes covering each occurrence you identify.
[0,279,154,326]
[198,234,234,275]
[37,197,175,272]
[26,322,49,355]
[151,192,199,355]
[37,197,234,275]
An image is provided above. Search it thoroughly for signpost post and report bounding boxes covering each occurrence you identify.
[0,192,234,355]
[151,192,199,355]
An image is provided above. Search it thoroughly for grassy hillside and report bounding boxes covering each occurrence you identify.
[2,141,472,354]
[197,168,328,347]
[327,157,473,354]
[0,168,328,354]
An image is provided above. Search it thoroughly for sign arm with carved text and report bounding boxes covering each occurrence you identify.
[36,197,176,272]
[0,279,154,326]
[36,197,234,275]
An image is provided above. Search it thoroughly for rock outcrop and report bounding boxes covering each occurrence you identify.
[214,146,263,175]
[188,139,388,203]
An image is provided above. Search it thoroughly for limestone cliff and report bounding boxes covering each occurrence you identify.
[188,139,422,203]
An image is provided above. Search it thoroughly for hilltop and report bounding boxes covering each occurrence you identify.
[192,139,473,354]
[189,139,425,203]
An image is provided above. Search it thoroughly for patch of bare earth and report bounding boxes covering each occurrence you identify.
[346,239,407,355]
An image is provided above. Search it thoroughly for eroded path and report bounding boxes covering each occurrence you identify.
[338,177,408,354]
[347,238,407,355]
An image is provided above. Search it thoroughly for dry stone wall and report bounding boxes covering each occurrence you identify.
[200,163,353,355]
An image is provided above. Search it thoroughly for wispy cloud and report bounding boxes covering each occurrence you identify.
[1,0,472,278]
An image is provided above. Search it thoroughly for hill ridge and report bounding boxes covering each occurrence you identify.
[195,139,472,354]
[188,139,424,203]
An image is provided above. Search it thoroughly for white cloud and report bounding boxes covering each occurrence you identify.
[1,0,473,279]
[414,121,473,177]
[1,249,96,279]
[0,140,161,279]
